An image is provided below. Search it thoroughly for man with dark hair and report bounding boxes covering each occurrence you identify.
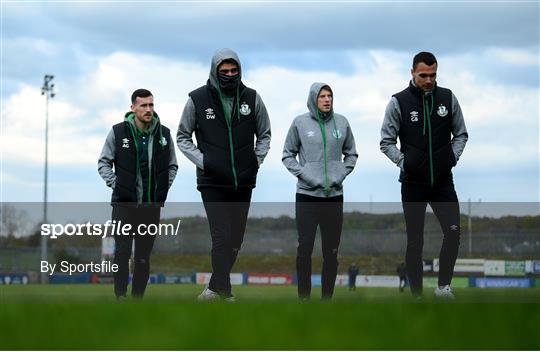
[98,88,177,299]
[412,51,437,69]
[177,48,271,302]
[380,52,468,299]
[131,89,152,104]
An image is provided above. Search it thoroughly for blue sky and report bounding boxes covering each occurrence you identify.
[1,1,539,206]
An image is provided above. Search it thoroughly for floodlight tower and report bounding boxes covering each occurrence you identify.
[40,75,55,284]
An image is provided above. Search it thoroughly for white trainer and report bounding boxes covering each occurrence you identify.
[434,285,455,299]
[223,296,236,303]
[197,287,220,301]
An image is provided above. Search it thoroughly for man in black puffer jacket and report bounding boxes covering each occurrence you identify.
[380,52,468,299]
[98,88,177,299]
[177,48,271,302]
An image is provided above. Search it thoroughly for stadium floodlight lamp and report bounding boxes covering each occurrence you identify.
[40,74,55,284]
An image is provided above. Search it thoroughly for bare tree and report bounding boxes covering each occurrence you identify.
[0,204,30,237]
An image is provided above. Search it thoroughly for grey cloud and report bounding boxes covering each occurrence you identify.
[4,2,538,59]
[4,2,538,92]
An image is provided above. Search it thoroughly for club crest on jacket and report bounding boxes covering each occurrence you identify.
[437,105,448,117]
[240,103,251,116]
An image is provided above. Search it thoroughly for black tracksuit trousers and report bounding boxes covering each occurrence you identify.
[295,193,343,300]
[112,205,160,298]
[401,177,461,296]
[201,188,252,298]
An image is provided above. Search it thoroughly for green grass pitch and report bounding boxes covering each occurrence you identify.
[1,284,539,350]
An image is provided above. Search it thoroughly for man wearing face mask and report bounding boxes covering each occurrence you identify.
[177,48,271,302]
[380,52,468,299]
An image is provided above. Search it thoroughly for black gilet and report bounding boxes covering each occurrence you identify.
[189,81,258,189]
[111,121,171,205]
[393,82,455,185]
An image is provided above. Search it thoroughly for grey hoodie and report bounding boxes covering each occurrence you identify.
[98,112,178,204]
[282,83,358,198]
[177,48,271,170]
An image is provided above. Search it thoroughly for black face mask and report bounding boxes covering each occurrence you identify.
[217,73,240,94]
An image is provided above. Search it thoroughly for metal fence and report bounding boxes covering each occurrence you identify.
[163,228,540,257]
[1,230,538,272]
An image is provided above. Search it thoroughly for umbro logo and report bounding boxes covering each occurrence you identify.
[205,108,215,120]
[307,131,315,137]
[450,225,459,231]
[122,138,130,148]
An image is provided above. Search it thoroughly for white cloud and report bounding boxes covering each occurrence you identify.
[1,48,538,202]
[487,48,539,66]
[1,52,209,168]
[444,71,538,126]
[5,36,59,57]
[1,85,85,165]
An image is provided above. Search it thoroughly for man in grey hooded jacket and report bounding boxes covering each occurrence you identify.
[283,83,357,300]
[177,48,271,301]
[98,88,178,299]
